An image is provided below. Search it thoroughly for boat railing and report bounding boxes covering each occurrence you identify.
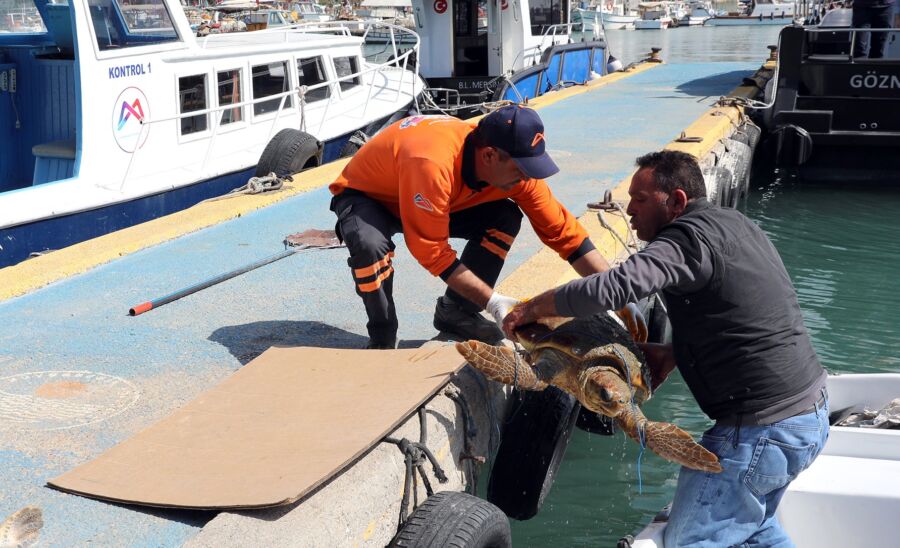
[802,26,900,60]
[509,45,544,72]
[106,22,421,191]
[509,21,594,71]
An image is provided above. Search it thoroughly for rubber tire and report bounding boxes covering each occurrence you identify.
[254,128,322,177]
[487,386,580,520]
[338,130,368,159]
[645,294,671,345]
[389,491,511,548]
[712,165,734,208]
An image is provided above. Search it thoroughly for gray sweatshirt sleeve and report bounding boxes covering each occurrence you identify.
[554,234,712,317]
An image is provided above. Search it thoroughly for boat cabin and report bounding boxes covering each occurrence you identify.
[0,0,422,266]
[410,0,608,106]
[762,25,900,178]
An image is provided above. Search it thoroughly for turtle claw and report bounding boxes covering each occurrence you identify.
[455,340,548,390]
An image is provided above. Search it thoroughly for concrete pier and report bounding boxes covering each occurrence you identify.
[0,61,763,546]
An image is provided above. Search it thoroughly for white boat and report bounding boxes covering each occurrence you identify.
[410,0,614,109]
[634,2,672,29]
[0,1,424,267]
[356,0,412,21]
[354,0,416,44]
[678,1,713,25]
[704,0,795,25]
[573,0,639,30]
[291,0,333,22]
[627,373,900,548]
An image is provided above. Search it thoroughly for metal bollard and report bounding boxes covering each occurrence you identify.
[648,47,663,63]
[768,45,778,62]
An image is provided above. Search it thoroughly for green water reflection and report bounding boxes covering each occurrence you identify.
[509,172,900,546]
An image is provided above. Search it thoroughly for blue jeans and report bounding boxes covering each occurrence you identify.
[663,395,830,548]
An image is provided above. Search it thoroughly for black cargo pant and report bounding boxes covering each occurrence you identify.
[331,189,523,343]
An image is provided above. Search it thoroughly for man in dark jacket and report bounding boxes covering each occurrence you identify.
[501,150,829,546]
[852,0,895,58]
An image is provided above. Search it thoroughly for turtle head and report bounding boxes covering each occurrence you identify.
[580,367,629,416]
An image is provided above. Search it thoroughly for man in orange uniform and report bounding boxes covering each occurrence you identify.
[329,105,614,349]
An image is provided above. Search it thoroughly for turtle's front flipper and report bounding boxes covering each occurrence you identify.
[616,410,722,473]
[456,341,547,390]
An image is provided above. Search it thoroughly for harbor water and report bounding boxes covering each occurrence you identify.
[509,27,900,547]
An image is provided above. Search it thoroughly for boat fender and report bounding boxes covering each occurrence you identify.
[487,386,580,520]
[607,55,624,73]
[388,491,512,547]
[254,129,323,178]
[702,165,734,207]
[721,138,753,207]
[338,130,370,158]
[644,292,671,346]
[772,124,813,167]
[732,121,762,151]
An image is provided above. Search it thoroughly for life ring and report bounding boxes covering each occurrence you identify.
[255,128,322,177]
[389,491,512,547]
[487,386,580,520]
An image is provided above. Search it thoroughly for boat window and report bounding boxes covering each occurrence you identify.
[252,61,293,115]
[453,0,488,77]
[217,69,244,125]
[297,57,331,102]
[333,56,361,92]
[87,0,179,51]
[529,0,569,34]
[179,74,208,135]
[1,1,46,33]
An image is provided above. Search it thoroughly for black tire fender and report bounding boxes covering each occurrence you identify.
[338,130,369,159]
[487,386,580,520]
[389,491,511,548]
[645,293,671,345]
[255,128,323,178]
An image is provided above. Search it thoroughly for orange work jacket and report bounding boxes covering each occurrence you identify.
[329,115,589,277]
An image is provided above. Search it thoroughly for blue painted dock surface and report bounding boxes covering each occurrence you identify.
[0,62,756,546]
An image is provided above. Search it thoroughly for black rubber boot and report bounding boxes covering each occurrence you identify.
[365,337,398,350]
[432,296,504,344]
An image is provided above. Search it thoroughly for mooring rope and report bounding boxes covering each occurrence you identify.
[200,172,285,203]
[384,407,449,529]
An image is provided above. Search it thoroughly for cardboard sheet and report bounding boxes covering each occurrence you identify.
[48,345,464,509]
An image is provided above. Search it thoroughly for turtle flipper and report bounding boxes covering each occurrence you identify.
[616,411,722,473]
[455,341,548,390]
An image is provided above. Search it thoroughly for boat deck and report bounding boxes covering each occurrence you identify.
[0,62,758,546]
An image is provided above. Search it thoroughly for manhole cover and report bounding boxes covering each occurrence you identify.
[0,371,140,431]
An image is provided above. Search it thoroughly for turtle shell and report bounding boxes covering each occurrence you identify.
[515,314,652,397]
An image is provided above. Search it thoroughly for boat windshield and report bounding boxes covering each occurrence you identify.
[88,0,180,50]
[0,0,47,33]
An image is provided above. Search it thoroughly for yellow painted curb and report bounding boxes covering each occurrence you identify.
[0,62,661,303]
[0,162,345,301]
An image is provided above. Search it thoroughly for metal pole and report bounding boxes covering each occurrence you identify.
[128,247,300,316]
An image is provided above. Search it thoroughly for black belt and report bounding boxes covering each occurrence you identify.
[798,388,828,416]
[717,387,828,427]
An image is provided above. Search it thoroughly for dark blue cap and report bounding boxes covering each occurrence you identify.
[477,105,559,180]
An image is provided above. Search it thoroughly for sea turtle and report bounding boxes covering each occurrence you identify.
[456,314,722,473]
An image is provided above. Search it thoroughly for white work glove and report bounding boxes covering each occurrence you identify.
[486,292,522,328]
[616,302,648,343]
